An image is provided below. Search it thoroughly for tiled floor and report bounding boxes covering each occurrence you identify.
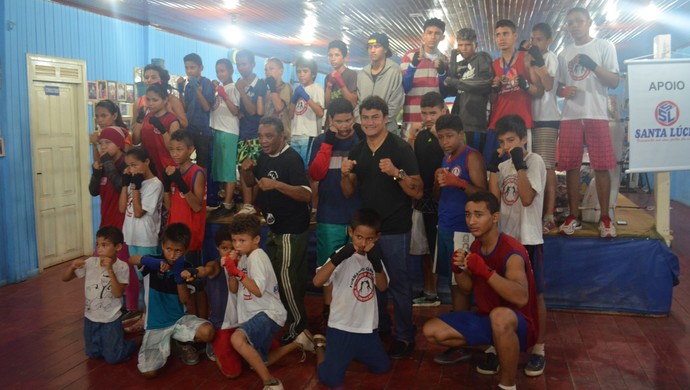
[2,192,689,389]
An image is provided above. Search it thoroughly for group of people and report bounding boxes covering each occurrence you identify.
[63,6,620,390]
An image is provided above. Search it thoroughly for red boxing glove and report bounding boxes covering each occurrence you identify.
[466,253,495,280]
[451,249,465,273]
[444,170,469,190]
[224,258,246,281]
[217,85,229,100]
[331,71,345,88]
[559,85,575,98]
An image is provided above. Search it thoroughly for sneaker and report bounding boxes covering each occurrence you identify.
[124,316,145,334]
[263,379,284,390]
[476,352,500,375]
[433,347,473,365]
[176,341,200,365]
[412,294,441,307]
[236,203,256,215]
[206,343,216,362]
[294,329,315,362]
[542,220,557,234]
[599,216,617,238]
[121,310,142,325]
[524,353,545,376]
[559,215,582,236]
[389,339,415,359]
[208,204,235,220]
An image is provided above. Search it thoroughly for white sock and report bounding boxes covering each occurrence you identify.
[223,202,233,209]
[531,343,545,356]
[498,385,516,390]
[485,345,496,354]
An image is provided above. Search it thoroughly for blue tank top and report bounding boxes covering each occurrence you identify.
[438,145,475,231]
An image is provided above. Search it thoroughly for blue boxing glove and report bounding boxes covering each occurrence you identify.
[290,88,300,104]
[187,76,199,89]
[296,85,311,102]
[173,257,186,284]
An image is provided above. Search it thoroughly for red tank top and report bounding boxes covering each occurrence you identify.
[489,51,533,129]
[168,164,207,250]
[99,155,126,229]
[140,112,179,180]
[470,233,539,348]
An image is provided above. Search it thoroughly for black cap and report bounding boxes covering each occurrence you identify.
[367,33,392,58]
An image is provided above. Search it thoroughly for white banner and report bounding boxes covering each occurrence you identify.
[625,58,690,173]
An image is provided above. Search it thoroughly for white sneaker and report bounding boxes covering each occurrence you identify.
[599,217,617,238]
[236,203,256,215]
[559,215,582,236]
[294,329,315,353]
[263,379,284,390]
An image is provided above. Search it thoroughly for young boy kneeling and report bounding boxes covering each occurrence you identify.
[312,208,391,388]
[62,225,137,364]
[129,223,215,378]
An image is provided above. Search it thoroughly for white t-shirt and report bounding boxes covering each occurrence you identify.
[236,249,287,326]
[558,38,619,121]
[532,51,561,122]
[122,177,162,247]
[291,82,324,137]
[218,269,239,330]
[498,152,546,245]
[210,83,241,135]
[321,250,389,334]
[75,257,130,323]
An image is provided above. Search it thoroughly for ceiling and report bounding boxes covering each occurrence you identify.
[54,0,690,72]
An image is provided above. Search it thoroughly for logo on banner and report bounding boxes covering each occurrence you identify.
[655,101,680,127]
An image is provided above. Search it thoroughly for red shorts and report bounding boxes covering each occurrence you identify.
[558,119,615,171]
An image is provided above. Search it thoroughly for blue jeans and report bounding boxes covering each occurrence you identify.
[84,317,137,364]
[376,232,416,342]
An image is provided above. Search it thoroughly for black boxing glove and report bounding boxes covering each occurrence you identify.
[324,129,337,145]
[136,107,146,124]
[487,150,501,173]
[411,51,421,67]
[528,46,545,67]
[161,172,172,193]
[131,173,145,190]
[517,75,530,91]
[168,169,190,194]
[510,148,527,171]
[436,60,447,75]
[328,243,356,267]
[367,244,384,273]
[149,116,167,134]
[578,54,597,71]
[122,173,132,187]
[265,76,277,93]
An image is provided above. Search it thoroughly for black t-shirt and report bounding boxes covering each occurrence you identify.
[254,146,310,234]
[349,133,420,234]
[414,129,444,189]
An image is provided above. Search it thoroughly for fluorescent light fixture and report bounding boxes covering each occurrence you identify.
[223,24,243,45]
[303,50,314,59]
[639,3,660,21]
[604,2,619,22]
[223,0,240,9]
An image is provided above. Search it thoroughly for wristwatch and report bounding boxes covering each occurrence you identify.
[394,169,407,181]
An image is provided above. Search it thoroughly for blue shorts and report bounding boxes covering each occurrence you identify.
[289,135,314,170]
[84,317,137,364]
[525,245,545,294]
[438,310,529,352]
[317,327,391,388]
[238,312,281,363]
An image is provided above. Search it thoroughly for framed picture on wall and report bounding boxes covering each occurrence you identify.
[134,67,143,83]
[118,102,131,117]
[87,81,97,100]
[117,82,126,101]
[126,84,135,103]
[107,81,117,101]
[97,80,107,100]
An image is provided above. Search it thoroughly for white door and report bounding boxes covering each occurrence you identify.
[30,81,84,268]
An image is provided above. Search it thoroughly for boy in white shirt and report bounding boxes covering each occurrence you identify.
[289,56,325,169]
[312,208,391,388]
[61,226,136,364]
[487,114,547,377]
[225,214,312,390]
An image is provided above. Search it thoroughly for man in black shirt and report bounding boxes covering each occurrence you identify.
[341,96,423,359]
[240,116,311,343]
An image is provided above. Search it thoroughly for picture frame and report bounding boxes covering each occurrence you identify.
[97,80,107,100]
[134,67,143,83]
[118,102,131,117]
[126,84,135,103]
[117,82,126,101]
[87,81,97,100]
[107,81,117,101]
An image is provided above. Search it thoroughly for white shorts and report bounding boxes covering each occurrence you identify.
[137,314,209,373]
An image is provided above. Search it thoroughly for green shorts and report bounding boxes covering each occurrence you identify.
[212,130,239,183]
[316,223,350,267]
[237,138,261,164]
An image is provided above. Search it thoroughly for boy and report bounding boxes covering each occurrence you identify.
[410,92,446,308]
[312,208,391,388]
[264,57,292,139]
[290,56,325,169]
[401,18,449,139]
[129,223,215,377]
[431,114,487,364]
[324,40,358,110]
[225,214,310,390]
[557,7,620,238]
[308,98,363,330]
[443,27,494,153]
[176,53,215,171]
[209,58,241,219]
[235,49,267,215]
[529,23,560,233]
[488,114,547,377]
[422,191,539,390]
[179,223,313,378]
[163,130,207,318]
[61,225,136,364]
[240,116,311,343]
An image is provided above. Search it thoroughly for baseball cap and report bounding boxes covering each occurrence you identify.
[367,33,392,58]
